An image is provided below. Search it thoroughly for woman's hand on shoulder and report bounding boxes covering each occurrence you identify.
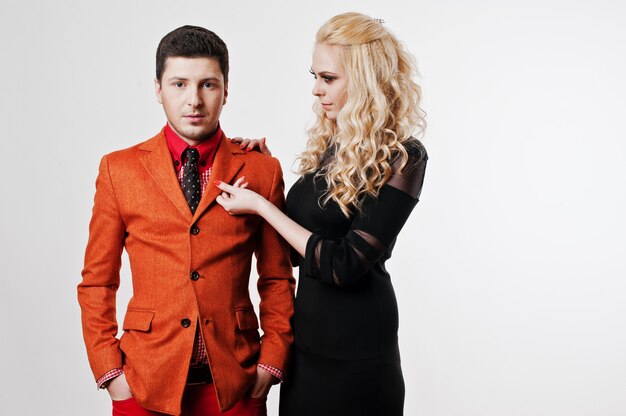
[215,176,266,215]
[231,137,272,156]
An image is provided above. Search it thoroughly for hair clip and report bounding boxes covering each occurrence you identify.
[374,18,385,24]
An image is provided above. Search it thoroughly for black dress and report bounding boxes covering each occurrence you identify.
[279,142,428,416]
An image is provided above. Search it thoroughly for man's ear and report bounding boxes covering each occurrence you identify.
[223,82,228,105]
[155,78,163,104]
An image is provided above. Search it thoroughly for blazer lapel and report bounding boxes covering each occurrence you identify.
[193,137,245,222]
[139,131,193,220]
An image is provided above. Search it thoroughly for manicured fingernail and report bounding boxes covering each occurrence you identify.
[214,180,221,185]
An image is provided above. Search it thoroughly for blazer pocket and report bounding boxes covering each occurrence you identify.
[122,309,155,332]
[235,309,259,331]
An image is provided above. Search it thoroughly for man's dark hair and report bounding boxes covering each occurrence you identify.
[156,25,229,83]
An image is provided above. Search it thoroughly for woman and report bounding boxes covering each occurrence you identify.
[215,12,427,416]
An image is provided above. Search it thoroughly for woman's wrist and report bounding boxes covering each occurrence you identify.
[256,196,274,218]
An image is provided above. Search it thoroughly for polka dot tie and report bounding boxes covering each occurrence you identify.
[182,148,201,214]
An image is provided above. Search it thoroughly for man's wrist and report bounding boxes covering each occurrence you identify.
[97,368,124,389]
[257,363,284,383]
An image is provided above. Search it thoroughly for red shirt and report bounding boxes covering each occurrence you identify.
[164,123,221,176]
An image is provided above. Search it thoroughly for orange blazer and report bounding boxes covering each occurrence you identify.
[78,129,295,415]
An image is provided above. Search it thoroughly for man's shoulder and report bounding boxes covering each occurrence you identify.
[222,137,280,171]
[103,131,164,163]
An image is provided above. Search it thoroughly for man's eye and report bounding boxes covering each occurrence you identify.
[173,82,184,87]
[203,82,213,88]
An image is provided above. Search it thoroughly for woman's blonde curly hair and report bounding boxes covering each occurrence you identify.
[298,12,426,217]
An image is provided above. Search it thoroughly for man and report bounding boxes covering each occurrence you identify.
[78,26,295,416]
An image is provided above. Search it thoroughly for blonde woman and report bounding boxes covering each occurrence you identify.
[215,12,427,415]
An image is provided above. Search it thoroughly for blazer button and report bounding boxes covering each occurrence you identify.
[190,271,200,281]
[181,318,191,328]
[190,225,200,235]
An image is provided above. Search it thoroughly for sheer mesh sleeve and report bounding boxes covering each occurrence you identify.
[303,144,427,286]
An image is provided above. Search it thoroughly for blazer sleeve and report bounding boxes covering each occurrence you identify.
[77,154,126,381]
[254,157,296,371]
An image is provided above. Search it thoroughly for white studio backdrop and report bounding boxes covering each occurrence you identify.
[1,0,625,415]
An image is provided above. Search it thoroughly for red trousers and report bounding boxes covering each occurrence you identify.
[111,383,267,416]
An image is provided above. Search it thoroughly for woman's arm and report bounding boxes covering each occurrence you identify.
[215,178,311,257]
[216,143,428,287]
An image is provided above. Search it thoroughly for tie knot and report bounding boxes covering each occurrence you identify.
[184,148,200,165]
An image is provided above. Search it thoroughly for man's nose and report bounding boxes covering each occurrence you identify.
[188,88,203,107]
